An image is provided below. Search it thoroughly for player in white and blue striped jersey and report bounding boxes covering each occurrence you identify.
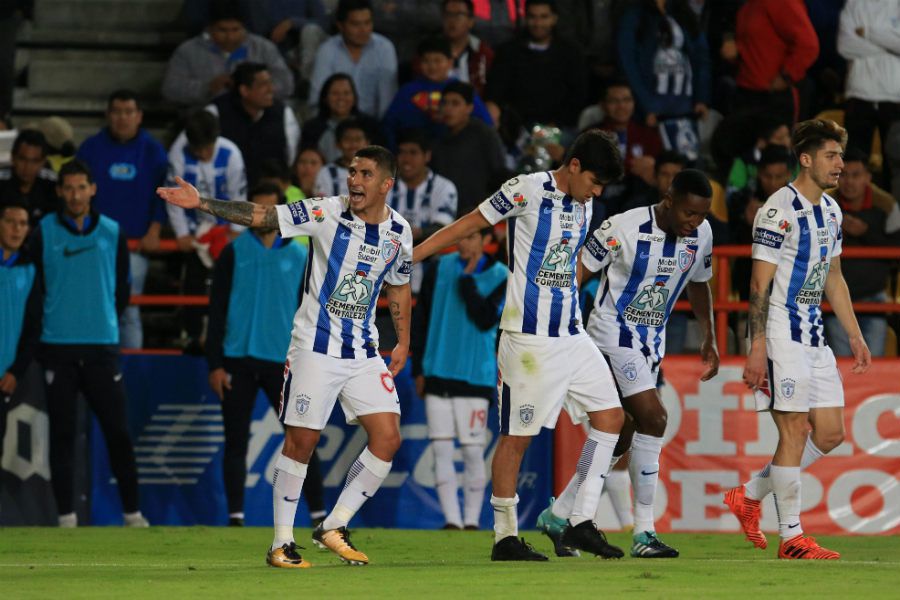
[414,130,627,561]
[538,169,719,559]
[158,146,412,568]
[726,119,871,560]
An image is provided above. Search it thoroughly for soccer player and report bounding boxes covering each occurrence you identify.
[414,129,626,561]
[537,169,719,558]
[411,227,507,530]
[725,119,871,560]
[158,145,413,568]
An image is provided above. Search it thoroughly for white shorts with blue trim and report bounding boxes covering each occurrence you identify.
[753,338,844,413]
[277,346,400,429]
[497,331,620,436]
[425,395,490,444]
[597,344,660,398]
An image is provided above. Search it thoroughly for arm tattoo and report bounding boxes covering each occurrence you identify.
[747,289,770,340]
[389,300,405,336]
[199,197,278,229]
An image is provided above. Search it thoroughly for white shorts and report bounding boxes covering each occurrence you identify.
[498,331,620,436]
[277,346,400,429]
[753,338,844,413]
[425,395,490,445]
[599,344,660,398]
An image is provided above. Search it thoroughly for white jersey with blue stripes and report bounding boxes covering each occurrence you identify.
[582,205,713,362]
[275,196,413,359]
[751,184,843,347]
[478,172,591,337]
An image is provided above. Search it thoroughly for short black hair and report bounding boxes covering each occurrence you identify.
[758,144,792,168]
[841,146,869,168]
[185,110,220,148]
[355,145,397,179]
[525,0,557,14]
[107,89,141,111]
[12,129,48,158]
[417,36,452,59]
[670,168,712,199]
[655,149,688,172]
[249,181,285,204]
[602,78,632,100]
[443,0,474,15]
[336,0,371,22]
[58,158,94,185]
[563,129,624,183]
[441,80,474,105]
[336,116,370,143]
[257,158,291,183]
[397,128,432,153]
[0,200,30,218]
[208,0,246,25]
[232,62,267,91]
[758,115,789,142]
[792,118,848,159]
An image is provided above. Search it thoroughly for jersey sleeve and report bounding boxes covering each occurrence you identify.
[477,176,532,225]
[751,200,791,264]
[691,225,714,282]
[276,196,336,239]
[384,226,414,286]
[581,217,622,273]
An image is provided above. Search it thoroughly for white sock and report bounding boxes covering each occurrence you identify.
[229,512,244,520]
[745,437,826,501]
[551,473,578,520]
[462,444,487,527]
[569,428,619,526]
[770,465,802,539]
[490,494,519,542]
[272,454,307,549]
[629,433,664,534]
[432,439,462,527]
[58,512,77,528]
[600,469,634,529]
[322,447,391,530]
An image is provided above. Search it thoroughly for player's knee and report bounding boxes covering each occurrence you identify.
[371,429,402,459]
[282,428,320,462]
[813,430,844,453]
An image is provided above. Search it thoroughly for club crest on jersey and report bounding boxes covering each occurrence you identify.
[327,271,373,319]
[536,239,574,287]
[624,281,669,327]
[622,362,638,382]
[828,214,838,239]
[519,404,535,425]
[311,205,325,223]
[678,247,695,272]
[295,394,311,416]
[381,238,400,263]
[573,204,585,227]
[780,378,796,399]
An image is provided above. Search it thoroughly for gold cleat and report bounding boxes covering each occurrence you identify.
[266,542,312,569]
[312,524,369,565]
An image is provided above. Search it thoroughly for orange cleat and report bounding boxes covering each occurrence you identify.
[724,486,767,549]
[778,535,840,560]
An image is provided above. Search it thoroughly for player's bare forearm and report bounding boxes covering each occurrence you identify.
[198,197,278,230]
[747,259,777,349]
[824,257,863,338]
[384,282,412,347]
[686,281,714,339]
[413,209,491,263]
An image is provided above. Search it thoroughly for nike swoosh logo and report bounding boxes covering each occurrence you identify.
[600,473,607,479]
[641,470,659,476]
[362,491,374,499]
[788,523,800,529]
[283,496,299,503]
[340,232,352,240]
[63,245,96,258]
[640,252,651,259]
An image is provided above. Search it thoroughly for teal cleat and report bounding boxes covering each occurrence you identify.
[535,498,580,557]
[631,531,679,558]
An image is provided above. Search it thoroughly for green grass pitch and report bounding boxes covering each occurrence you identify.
[1,528,898,598]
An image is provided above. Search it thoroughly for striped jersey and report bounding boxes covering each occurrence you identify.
[751,184,843,346]
[478,172,590,337]
[275,196,413,358]
[582,206,713,362]
[314,163,349,197]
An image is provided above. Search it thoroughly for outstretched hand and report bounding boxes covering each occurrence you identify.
[157,176,201,209]
[699,338,720,382]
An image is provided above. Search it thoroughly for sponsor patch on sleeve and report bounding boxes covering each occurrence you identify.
[488,190,515,215]
[704,253,712,269]
[398,260,412,275]
[752,227,784,249]
[584,235,609,262]
[288,201,310,225]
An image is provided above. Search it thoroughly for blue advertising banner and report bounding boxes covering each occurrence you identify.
[90,355,553,529]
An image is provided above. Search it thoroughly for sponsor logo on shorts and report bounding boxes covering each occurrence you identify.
[295,393,311,416]
[753,228,784,249]
[288,202,310,225]
[519,404,535,425]
[780,378,796,399]
[622,361,638,382]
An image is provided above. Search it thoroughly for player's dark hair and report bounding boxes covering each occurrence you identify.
[208,0,246,25]
[58,158,94,185]
[564,129,624,184]
[355,145,397,179]
[336,0,372,22]
[257,158,291,182]
[336,116,370,143]
[417,36,452,59]
[0,200,30,218]
[526,0,557,14]
[791,119,848,160]
[232,62,267,91]
[758,144,792,168]
[12,129,48,158]
[670,168,712,200]
[443,0,474,15]
[249,181,285,204]
[442,80,474,105]
[758,115,789,143]
[841,146,869,169]
[397,128,432,153]
[185,110,220,149]
[655,149,688,173]
[318,73,358,119]
[602,78,632,101]
[107,89,141,111]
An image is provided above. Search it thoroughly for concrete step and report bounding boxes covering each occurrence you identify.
[34,0,183,31]
[28,57,167,99]
[12,89,176,119]
[21,28,186,50]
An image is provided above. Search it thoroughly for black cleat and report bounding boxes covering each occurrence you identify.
[560,521,624,559]
[491,536,549,561]
[631,531,679,558]
[228,517,244,527]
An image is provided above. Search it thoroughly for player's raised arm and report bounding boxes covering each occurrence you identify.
[157,176,279,230]
[686,280,719,381]
[823,257,871,373]
[412,208,491,263]
[743,259,777,390]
